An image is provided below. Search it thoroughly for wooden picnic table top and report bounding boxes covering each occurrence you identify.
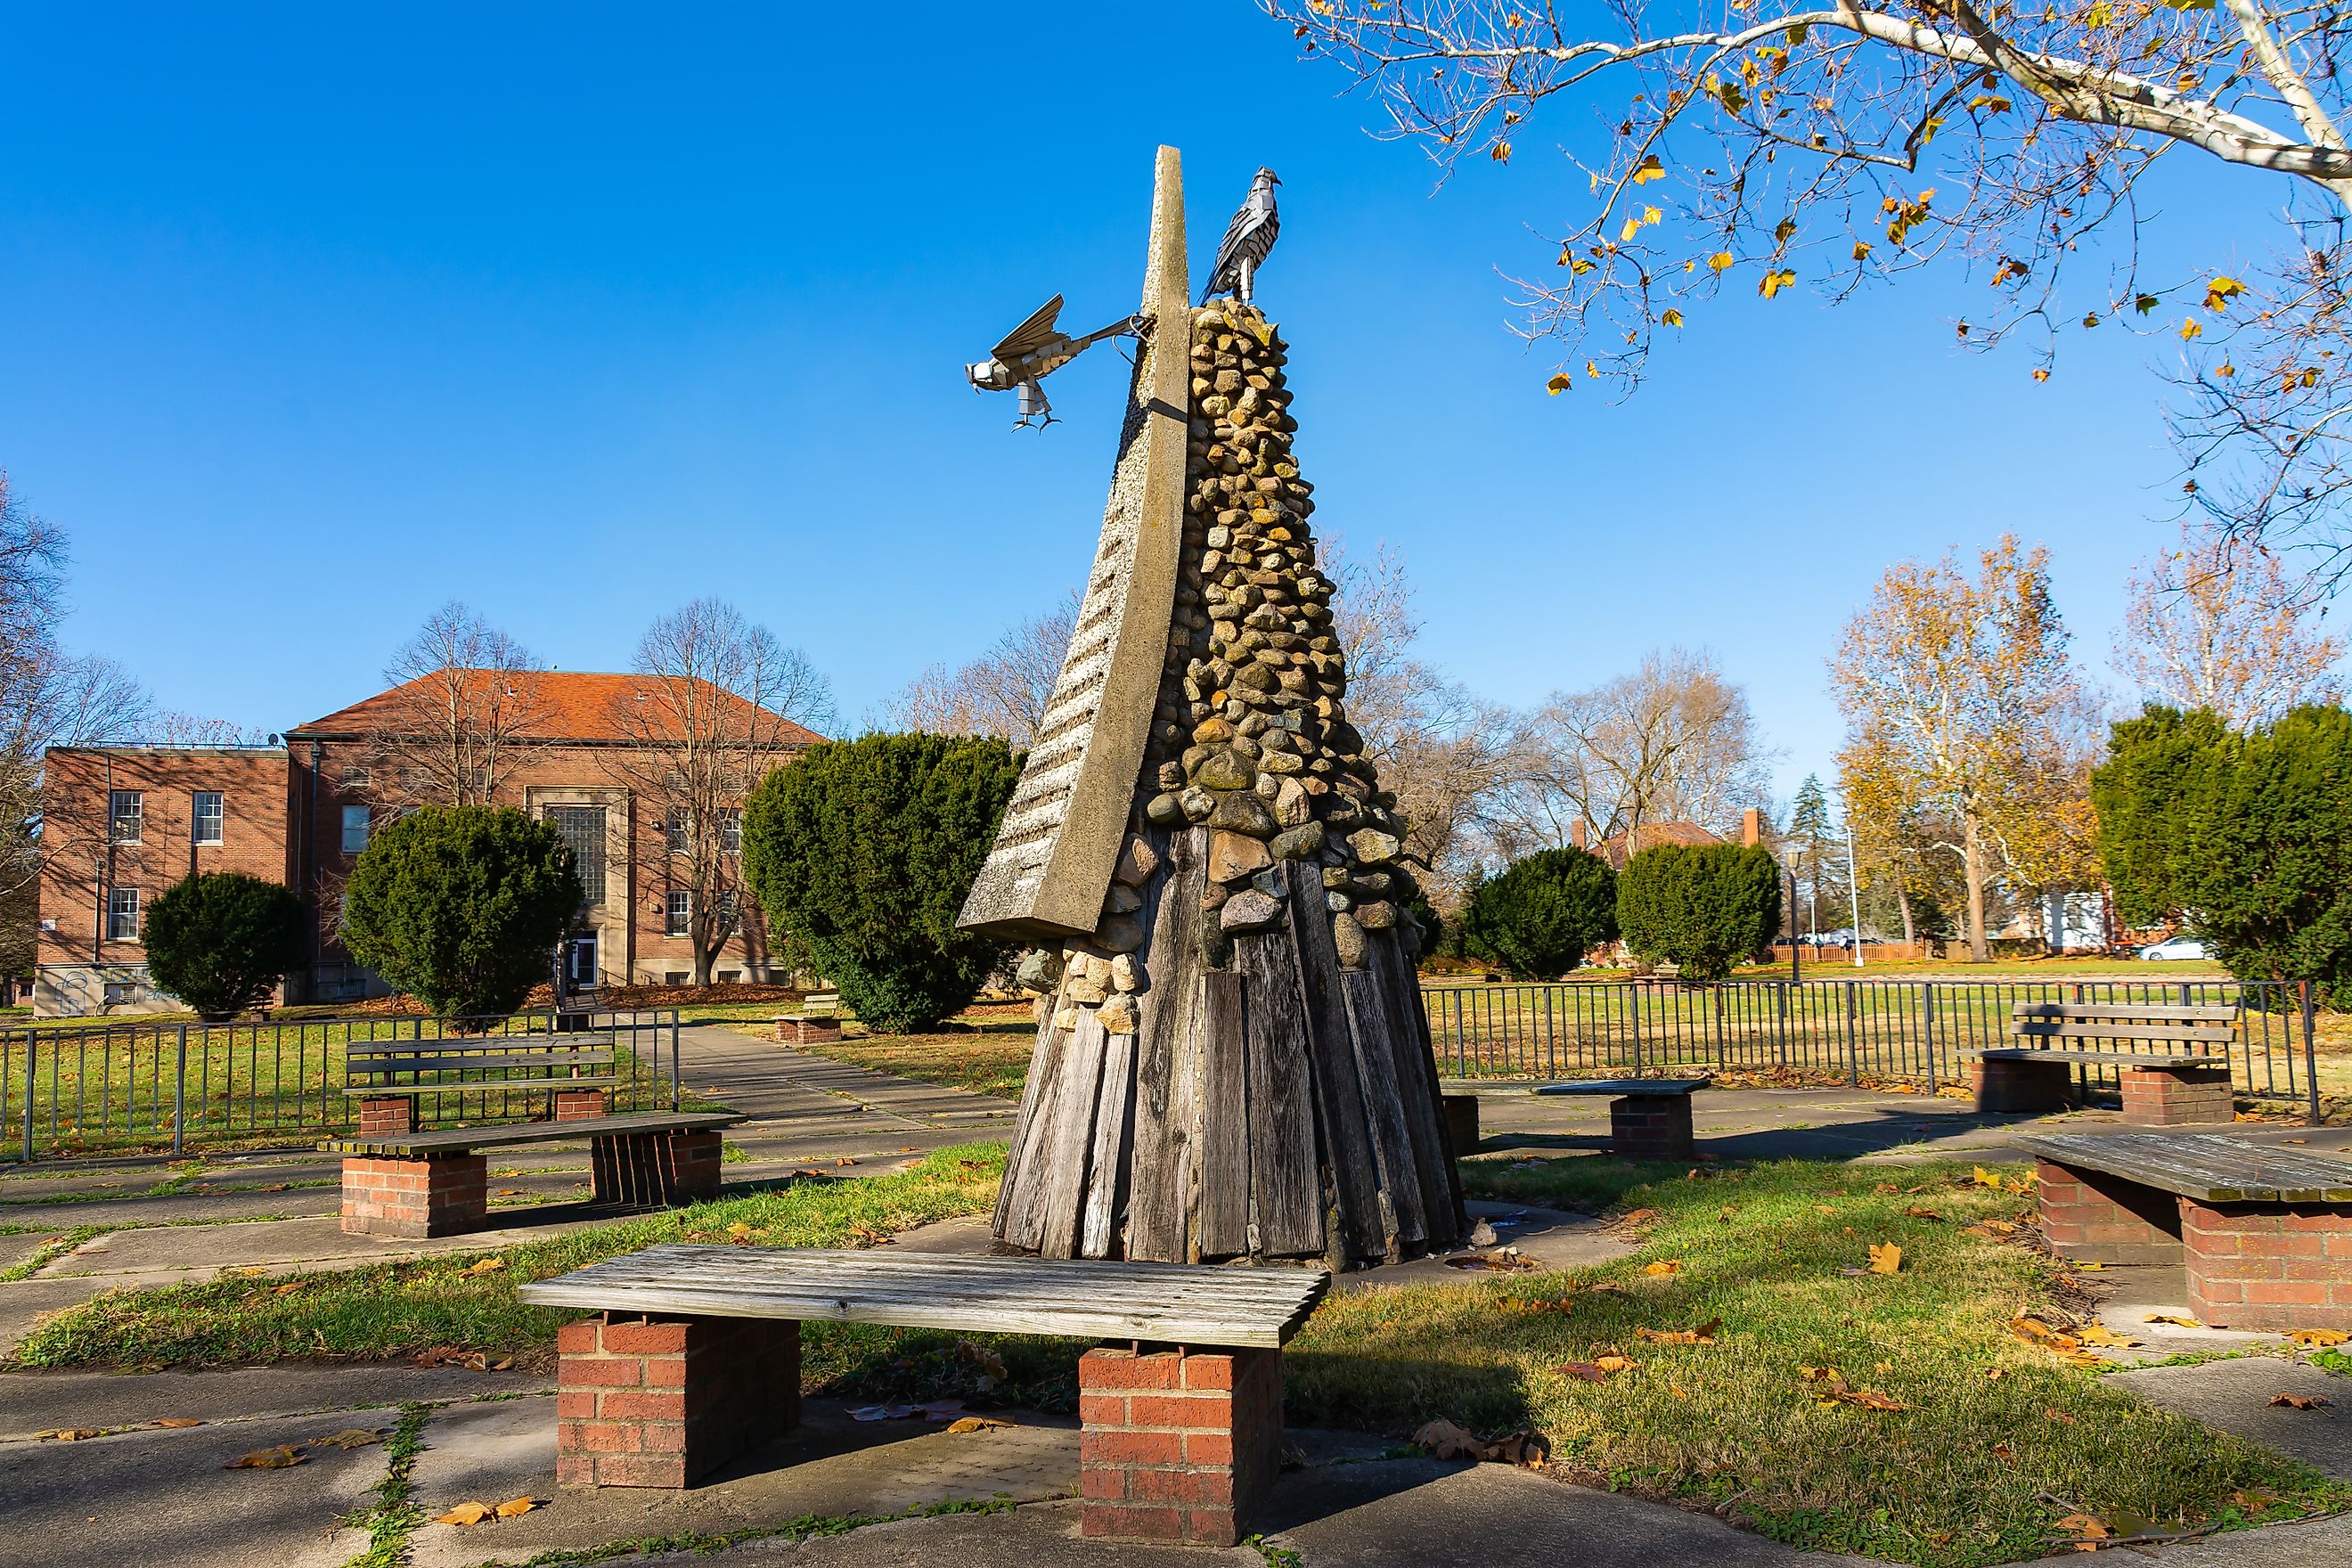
[325,1110,743,1157]
[1531,1077,1711,1098]
[2015,1131,2352,1204]
[518,1244,1331,1348]
[341,1076,622,1097]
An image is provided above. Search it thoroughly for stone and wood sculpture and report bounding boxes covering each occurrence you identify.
[959,146,1466,1270]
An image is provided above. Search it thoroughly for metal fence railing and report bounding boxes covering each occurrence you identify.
[2,1009,682,1161]
[1425,978,2324,1118]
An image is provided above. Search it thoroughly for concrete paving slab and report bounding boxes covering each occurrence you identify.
[2108,1358,2352,1480]
[0,1231,57,1273]
[1984,1515,2352,1568]
[406,1398,1080,1568]
[2073,1264,2276,1362]
[0,1276,123,1357]
[0,1364,551,1438]
[1336,1201,1633,1291]
[638,1500,1257,1565]
[0,1407,388,1568]
[1259,1457,1876,1568]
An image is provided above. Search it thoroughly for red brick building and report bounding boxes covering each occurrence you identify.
[35,672,821,1016]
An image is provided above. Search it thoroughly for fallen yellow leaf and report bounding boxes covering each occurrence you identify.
[1868,1242,1903,1275]
[945,1416,1016,1433]
[495,1496,539,1518]
[1643,1261,1681,1276]
[458,1258,506,1278]
[436,1502,491,1526]
[309,1428,386,1449]
[38,1428,101,1441]
[2286,1327,2349,1347]
[2145,1313,2202,1328]
[225,1445,305,1469]
[152,1418,205,1429]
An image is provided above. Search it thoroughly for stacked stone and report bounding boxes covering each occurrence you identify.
[1017,302,1418,1033]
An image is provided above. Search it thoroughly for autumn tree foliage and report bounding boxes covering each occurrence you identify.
[2113,524,2348,730]
[1269,1,2352,586]
[1830,536,2095,960]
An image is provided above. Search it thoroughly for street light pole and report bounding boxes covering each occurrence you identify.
[1846,819,1866,969]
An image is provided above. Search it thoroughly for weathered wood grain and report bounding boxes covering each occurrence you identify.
[1284,872,1387,1263]
[994,1009,1067,1243]
[2016,1131,2352,1203]
[1037,1009,1109,1259]
[1198,967,1253,1259]
[2013,1022,2238,1044]
[1081,1022,1139,1258]
[1376,936,1466,1248]
[1126,827,1207,1261]
[1338,963,1424,1248]
[324,1110,742,1157]
[520,1244,1331,1348]
[2012,1003,2237,1023]
[1238,923,1325,1259]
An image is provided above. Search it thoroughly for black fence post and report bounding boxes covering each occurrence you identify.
[1845,980,1859,1086]
[173,1025,188,1156]
[20,1033,34,1163]
[671,1009,682,1111]
[2305,980,2322,1126]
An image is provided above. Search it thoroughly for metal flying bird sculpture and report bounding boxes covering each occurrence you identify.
[1201,167,1279,305]
[966,296,1147,429]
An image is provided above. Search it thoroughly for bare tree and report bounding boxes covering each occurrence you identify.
[1269,2,2352,588]
[2,475,152,910]
[877,592,1079,748]
[1323,537,1522,905]
[364,602,557,806]
[2114,523,2348,728]
[604,599,835,987]
[144,712,273,748]
[1508,647,1776,853]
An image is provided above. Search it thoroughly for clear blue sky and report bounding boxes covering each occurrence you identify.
[2,4,2326,807]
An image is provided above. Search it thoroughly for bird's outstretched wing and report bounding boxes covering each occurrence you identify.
[992,295,1066,363]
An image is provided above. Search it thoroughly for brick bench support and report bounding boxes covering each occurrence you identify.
[556,1087,610,1121]
[556,1312,801,1487]
[592,1130,723,1208]
[2034,1157,2185,1265]
[1611,1094,1694,1160]
[773,1016,843,1045]
[1078,1343,1282,1548]
[340,1153,487,1237]
[355,1096,414,1138]
[1971,1055,2072,1114]
[2182,1199,2352,1330]
[2119,1065,2233,1126]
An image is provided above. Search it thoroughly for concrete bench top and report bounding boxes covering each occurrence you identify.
[519,1244,1330,1348]
[1964,1048,2227,1066]
[1531,1077,1711,1098]
[2017,1131,2352,1204]
[325,1110,744,1157]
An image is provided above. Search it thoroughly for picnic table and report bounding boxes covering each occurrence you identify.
[1965,1003,2235,1122]
[1532,1076,1712,1159]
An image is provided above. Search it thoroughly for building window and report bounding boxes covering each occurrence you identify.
[341,805,371,854]
[399,766,428,795]
[666,890,691,937]
[720,808,742,854]
[546,805,608,905]
[341,766,372,790]
[717,969,740,984]
[665,971,689,985]
[666,808,689,853]
[107,886,141,941]
[109,790,144,844]
[192,792,224,845]
[102,978,147,1006]
[716,889,739,928]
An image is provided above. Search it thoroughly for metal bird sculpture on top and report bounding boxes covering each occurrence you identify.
[966,296,1147,429]
[1202,167,1280,305]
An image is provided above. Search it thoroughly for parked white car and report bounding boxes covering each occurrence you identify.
[2137,935,2209,960]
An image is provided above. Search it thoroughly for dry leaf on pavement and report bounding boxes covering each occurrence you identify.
[494,1497,539,1518]
[309,1428,386,1449]
[2286,1328,2349,1347]
[2145,1314,2203,1328]
[2075,1326,2140,1348]
[945,1417,1015,1433]
[225,1445,305,1469]
[436,1502,492,1526]
[2269,1392,2332,1410]
[151,1418,205,1429]
[37,1429,101,1441]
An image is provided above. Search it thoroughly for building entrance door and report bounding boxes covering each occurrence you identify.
[567,932,599,989]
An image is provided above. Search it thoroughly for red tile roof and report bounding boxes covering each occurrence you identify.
[288,670,827,747]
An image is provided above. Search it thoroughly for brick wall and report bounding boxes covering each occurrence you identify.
[2034,1158,2185,1265]
[1610,1095,1693,1159]
[35,747,291,1013]
[1969,1055,2072,1114]
[556,1313,800,1487]
[2182,1199,2352,1330]
[1078,1345,1283,1547]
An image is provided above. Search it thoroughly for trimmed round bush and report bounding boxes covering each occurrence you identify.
[1460,848,1617,978]
[339,804,583,1019]
[142,871,307,1021]
[740,732,1020,1033]
[1616,842,1783,983]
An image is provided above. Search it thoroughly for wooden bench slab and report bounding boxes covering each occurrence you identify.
[519,1244,1330,1348]
[326,1110,744,1157]
[1531,1077,1711,1098]
[1964,1049,2227,1066]
[2016,1131,2352,1204]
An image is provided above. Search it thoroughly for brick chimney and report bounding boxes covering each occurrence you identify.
[1570,821,1588,850]
[1740,808,1763,847]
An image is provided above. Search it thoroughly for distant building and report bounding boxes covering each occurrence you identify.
[35,672,821,1016]
[1568,808,1767,869]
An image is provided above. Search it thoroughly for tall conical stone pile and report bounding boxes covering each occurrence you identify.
[965,149,1466,1270]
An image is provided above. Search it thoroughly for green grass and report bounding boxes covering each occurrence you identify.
[14,1142,2344,1568]
[1277,1154,2346,1565]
